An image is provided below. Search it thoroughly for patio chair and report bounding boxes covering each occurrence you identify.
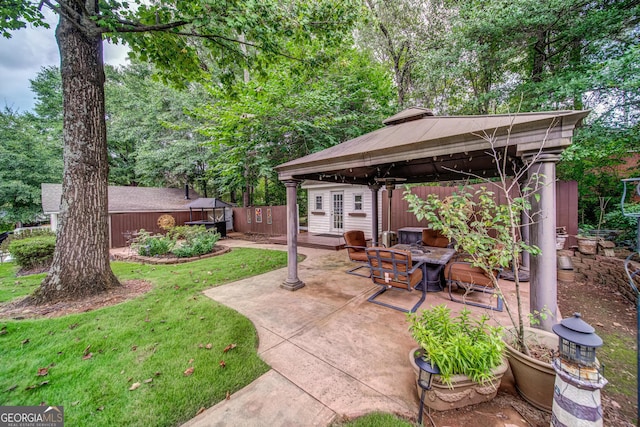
[365,247,425,313]
[445,260,503,311]
[420,228,450,248]
[343,230,372,277]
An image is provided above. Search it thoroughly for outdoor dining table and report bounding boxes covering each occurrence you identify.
[392,243,456,292]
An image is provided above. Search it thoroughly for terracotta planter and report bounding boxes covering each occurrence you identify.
[576,236,598,255]
[409,348,508,411]
[503,327,557,413]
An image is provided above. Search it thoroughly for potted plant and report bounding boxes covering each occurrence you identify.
[407,304,508,411]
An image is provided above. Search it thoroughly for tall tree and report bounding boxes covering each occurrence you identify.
[0,108,63,227]
[197,45,396,205]
[3,0,360,303]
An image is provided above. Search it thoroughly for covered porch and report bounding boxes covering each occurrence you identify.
[275,107,589,331]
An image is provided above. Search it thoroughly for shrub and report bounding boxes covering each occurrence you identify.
[172,228,220,258]
[0,228,55,253]
[132,229,174,257]
[8,235,56,270]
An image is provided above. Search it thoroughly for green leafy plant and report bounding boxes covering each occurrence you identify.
[407,305,505,386]
[7,235,56,270]
[405,184,541,355]
[172,227,220,258]
[131,229,174,257]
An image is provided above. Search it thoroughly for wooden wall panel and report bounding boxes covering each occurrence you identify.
[231,206,287,236]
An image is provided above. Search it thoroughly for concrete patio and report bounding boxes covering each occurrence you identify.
[183,238,535,427]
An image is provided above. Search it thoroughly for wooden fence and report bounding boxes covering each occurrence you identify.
[232,206,287,236]
[110,181,576,246]
[382,181,578,247]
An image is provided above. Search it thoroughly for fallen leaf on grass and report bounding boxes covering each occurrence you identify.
[129,382,141,391]
[131,345,138,351]
[184,367,194,376]
[83,345,91,356]
[40,381,49,386]
[226,391,230,400]
[83,353,93,360]
[219,360,226,368]
[205,343,212,350]
[37,367,48,376]
[97,406,104,411]
[22,338,30,345]
[223,344,237,353]
[154,371,162,376]
[144,378,153,384]
[196,407,206,416]
[71,401,80,406]
[188,358,194,364]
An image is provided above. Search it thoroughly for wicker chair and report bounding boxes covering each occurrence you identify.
[445,260,503,311]
[365,247,425,313]
[343,230,372,277]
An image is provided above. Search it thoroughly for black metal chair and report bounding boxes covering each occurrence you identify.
[365,247,425,313]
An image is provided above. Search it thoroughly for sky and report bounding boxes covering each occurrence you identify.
[0,9,129,113]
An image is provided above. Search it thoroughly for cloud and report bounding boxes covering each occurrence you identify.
[0,9,129,112]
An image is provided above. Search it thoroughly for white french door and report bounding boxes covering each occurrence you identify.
[331,191,344,233]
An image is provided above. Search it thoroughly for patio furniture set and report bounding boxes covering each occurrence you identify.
[344,229,503,313]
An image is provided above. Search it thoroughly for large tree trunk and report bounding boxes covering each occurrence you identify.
[32,8,120,303]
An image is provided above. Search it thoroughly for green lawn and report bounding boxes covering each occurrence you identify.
[0,248,287,426]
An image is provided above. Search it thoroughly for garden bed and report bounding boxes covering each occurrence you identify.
[111,245,230,264]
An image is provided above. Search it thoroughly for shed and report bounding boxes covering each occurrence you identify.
[41,183,202,248]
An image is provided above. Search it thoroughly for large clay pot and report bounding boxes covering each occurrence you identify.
[409,348,508,411]
[504,327,557,412]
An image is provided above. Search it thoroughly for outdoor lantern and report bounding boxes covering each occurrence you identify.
[414,355,439,425]
[551,313,608,427]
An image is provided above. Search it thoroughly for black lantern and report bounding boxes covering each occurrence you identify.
[552,313,603,379]
[414,354,440,425]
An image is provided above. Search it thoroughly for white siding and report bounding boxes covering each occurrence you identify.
[304,182,374,239]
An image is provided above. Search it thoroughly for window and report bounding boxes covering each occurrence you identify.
[354,194,363,211]
[315,195,323,211]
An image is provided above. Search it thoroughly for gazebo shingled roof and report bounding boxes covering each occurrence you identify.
[276,109,588,185]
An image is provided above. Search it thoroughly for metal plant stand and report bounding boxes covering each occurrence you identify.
[621,177,640,422]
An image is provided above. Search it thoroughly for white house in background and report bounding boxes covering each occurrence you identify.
[301,181,382,239]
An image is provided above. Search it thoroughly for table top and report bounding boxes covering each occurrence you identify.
[397,227,425,233]
[392,244,456,265]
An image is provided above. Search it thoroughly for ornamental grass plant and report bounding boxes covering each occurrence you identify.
[407,304,505,386]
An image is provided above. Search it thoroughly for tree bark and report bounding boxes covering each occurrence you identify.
[33,6,120,303]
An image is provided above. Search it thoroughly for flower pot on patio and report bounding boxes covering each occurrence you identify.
[410,347,508,411]
[503,326,557,412]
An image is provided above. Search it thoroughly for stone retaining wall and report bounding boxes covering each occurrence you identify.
[557,249,639,305]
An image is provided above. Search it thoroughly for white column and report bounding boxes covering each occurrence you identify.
[528,152,561,331]
[281,180,305,291]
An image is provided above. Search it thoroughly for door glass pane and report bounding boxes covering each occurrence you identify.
[332,193,343,230]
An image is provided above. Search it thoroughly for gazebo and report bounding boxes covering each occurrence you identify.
[275,107,589,331]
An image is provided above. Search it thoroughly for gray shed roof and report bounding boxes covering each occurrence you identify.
[276,109,589,185]
[41,184,200,214]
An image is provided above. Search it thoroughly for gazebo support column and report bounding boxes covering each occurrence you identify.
[527,152,561,331]
[370,184,380,246]
[281,180,305,291]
